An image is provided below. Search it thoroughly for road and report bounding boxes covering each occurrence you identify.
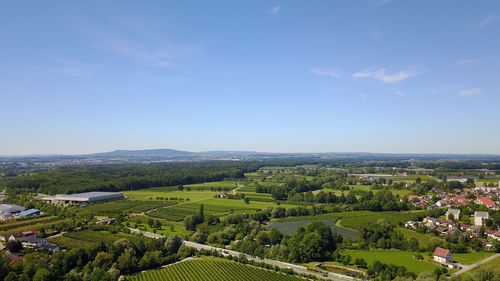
[127,227,360,281]
[452,253,500,276]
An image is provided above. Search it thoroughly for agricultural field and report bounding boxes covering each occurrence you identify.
[184,180,243,191]
[78,200,176,216]
[63,230,142,244]
[0,216,70,236]
[127,257,306,281]
[48,235,94,249]
[343,249,439,274]
[266,218,360,241]
[125,189,218,201]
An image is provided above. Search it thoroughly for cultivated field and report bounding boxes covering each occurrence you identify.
[128,257,306,281]
[266,218,360,241]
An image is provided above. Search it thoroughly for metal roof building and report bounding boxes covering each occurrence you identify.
[0,204,25,215]
[17,208,40,218]
[42,191,123,205]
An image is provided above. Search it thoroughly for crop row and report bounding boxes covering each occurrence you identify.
[128,258,304,281]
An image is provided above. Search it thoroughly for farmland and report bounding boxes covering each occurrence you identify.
[0,216,70,236]
[127,257,306,281]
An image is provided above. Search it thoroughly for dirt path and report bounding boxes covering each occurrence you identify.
[453,253,500,276]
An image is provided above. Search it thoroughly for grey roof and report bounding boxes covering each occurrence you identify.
[18,208,40,217]
[0,204,25,214]
[57,191,121,199]
[474,211,489,218]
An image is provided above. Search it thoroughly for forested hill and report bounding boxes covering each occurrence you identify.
[0,162,252,194]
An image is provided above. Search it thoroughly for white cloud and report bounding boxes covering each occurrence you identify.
[269,5,281,16]
[352,66,420,83]
[459,88,482,97]
[310,67,341,78]
[477,15,498,28]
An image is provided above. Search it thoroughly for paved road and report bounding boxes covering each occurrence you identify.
[453,253,500,276]
[127,227,359,281]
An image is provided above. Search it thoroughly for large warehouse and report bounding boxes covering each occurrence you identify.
[41,191,124,205]
[0,204,25,215]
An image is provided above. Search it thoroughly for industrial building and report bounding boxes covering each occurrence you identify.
[0,204,25,215]
[41,191,124,205]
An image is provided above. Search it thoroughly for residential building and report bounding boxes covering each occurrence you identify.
[475,197,498,210]
[446,208,460,221]
[433,247,452,264]
[474,211,490,226]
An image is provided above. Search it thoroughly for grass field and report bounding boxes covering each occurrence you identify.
[452,252,495,265]
[125,215,190,236]
[126,189,219,201]
[344,249,439,274]
[266,218,360,241]
[79,200,176,216]
[128,257,305,281]
[274,211,427,231]
[460,255,500,279]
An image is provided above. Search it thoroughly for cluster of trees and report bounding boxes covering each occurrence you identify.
[361,219,420,251]
[0,235,189,281]
[1,162,249,194]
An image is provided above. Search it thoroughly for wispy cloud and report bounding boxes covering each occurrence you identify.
[352,66,421,83]
[477,15,498,28]
[72,18,184,68]
[269,5,281,16]
[310,67,341,78]
[459,88,482,97]
[371,0,393,7]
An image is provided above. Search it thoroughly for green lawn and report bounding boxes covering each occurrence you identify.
[125,215,190,237]
[344,249,439,274]
[453,252,495,265]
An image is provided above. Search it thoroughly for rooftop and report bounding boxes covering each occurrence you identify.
[434,247,450,258]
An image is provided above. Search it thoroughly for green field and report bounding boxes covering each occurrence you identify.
[125,215,190,236]
[0,216,70,236]
[125,189,218,201]
[79,200,176,216]
[128,257,305,281]
[63,230,142,244]
[266,218,360,241]
[344,249,439,274]
[452,252,495,265]
[459,255,500,279]
[274,211,427,231]
[48,235,94,249]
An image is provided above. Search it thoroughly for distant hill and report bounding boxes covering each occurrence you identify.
[92,149,195,158]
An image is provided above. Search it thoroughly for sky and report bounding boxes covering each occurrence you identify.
[1,0,499,155]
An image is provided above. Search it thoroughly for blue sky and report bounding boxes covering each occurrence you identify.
[1,0,499,155]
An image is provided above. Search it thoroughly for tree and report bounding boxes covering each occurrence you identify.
[139,251,161,269]
[164,235,183,255]
[116,251,137,274]
[33,268,52,281]
[355,258,367,268]
[244,197,250,204]
[6,240,22,253]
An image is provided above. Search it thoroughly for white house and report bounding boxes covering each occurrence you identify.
[474,211,489,226]
[446,208,460,221]
[433,247,452,264]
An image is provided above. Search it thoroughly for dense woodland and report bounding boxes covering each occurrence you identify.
[0,162,250,194]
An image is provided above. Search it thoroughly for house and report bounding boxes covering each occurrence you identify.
[436,200,449,207]
[404,221,423,229]
[474,211,489,226]
[485,230,500,241]
[433,247,453,264]
[475,197,498,210]
[16,208,40,218]
[446,208,461,221]
[424,217,438,227]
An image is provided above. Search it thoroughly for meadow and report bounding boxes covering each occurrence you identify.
[127,257,306,281]
[452,252,495,265]
[343,249,439,274]
[398,228,445,248]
